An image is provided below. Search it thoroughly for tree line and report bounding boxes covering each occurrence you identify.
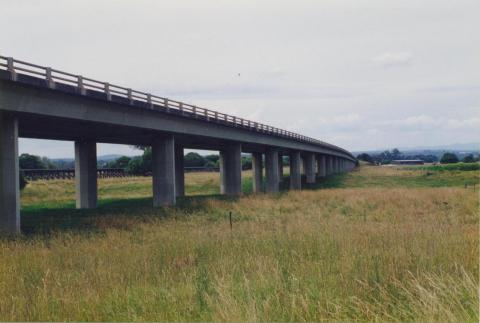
[357,149,479,165]
[18,150,255,176]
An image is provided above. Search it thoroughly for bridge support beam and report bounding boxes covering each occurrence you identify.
[175,144,185,197]
[252,152,263,193]
[75,140,97,209]
[220,143,242,196]
[305,152,316,184]
[0,113,20,234]
[152,135,176,207]
[290,151,302,190]
[265,148,279,193]
[278,154,284,185]
[317,154,326,178]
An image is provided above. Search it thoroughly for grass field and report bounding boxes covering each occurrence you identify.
[1,165,478,322]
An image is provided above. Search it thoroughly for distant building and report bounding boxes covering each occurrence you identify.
[391,160,424,165]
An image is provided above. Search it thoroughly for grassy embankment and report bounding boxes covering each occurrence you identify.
[0,164,478,322]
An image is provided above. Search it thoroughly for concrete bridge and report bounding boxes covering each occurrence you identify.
[0,56,357,234]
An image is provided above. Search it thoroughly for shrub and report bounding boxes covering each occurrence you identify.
[357,153,374,164]
[462,154,476,163]
[420,162,479,172]
[440,152,459,164]
[19,173,27,190]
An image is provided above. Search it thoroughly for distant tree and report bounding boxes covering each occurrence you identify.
[378,150,393,164]
[462,154,476,163]
[19,153,47,169]
[440,152,459,164]
[357,153,374,164]
[106,156,131,168]
[241,156,252,170]
[391,148,402,160]
[41,157,57,169]
[19,173,27,190]
[126,148,152,175]
[184,152,205,167]
[205,154,219,164]
[417,154,438,163]
[51,159,75,169]
[204,161,216,169]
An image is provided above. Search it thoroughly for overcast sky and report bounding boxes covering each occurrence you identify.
[2,0,479,157]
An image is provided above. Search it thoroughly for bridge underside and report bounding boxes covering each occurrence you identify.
[17,112,292,154]
[0,75,357,234]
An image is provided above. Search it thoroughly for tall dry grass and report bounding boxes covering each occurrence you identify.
[1,178,478,321]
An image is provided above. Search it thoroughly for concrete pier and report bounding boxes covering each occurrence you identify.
[317,154,326,178]
[265,148,279,193]
[0,113,19,234]
[305,152,316,184]
[75,140,97,209]
[152,135,176,206]
[278,154,284,184]
[252,152,263,193]
[290,151,302,190]
[220,143,242,196]
[175,144,185,197]
[328,156,334,175]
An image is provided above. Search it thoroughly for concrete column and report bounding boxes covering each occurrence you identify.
[265,148,279,193]
[220,143,242,196]
[325,156,331,175]
[335,157,340,173]
[0,113,20,234]
[252,152,263,193]
[175,144,185,197]
[290,151,302,190]
[278,154,284,184]
[305,152,316,184]
[152,135,176,207]
[329,156,335,174]
[317,154,326,178]
[75,140,97,209]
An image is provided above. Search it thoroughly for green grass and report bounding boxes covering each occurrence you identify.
[313,164,479,189]
[416,162,480,172]
[0,165,477,322]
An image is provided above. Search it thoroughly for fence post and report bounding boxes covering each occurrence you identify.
[77,76,86,95]
[45,67,55,89]
[147,93,153,109]
[127,89,133,104]
[6,57,16,81]
[164,98,170,112]
[104,82,111,101]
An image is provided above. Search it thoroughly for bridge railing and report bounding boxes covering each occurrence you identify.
[0,55,354,158]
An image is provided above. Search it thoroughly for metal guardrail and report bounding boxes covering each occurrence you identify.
[0,55,354,159]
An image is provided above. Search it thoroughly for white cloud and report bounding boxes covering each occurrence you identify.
[377,115,480,131]
[371,52,413,68]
